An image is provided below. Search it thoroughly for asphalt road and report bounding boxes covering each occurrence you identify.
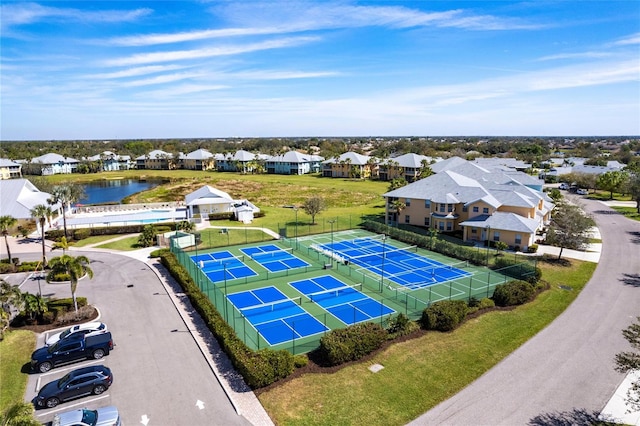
[410,198,640,425]
[15,250,250,426]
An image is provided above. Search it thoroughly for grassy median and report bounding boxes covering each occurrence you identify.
[0,330,36,412]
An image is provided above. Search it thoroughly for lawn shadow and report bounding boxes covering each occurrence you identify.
[529,408,619,425]
[620,273,640,287]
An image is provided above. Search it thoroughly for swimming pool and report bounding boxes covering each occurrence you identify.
[64,208,188,228]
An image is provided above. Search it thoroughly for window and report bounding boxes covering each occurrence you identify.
[405,198,411,206]
[439,204,445,213]
[473,206,479,213]
[471,228,477,234]
[483,207,489,214]
[425,200,431,208]
[448,204,454,212]
[439,221,444,231]
[462,206,468,212]
[515,234,522,244]
[493,231,500,242]
[424,217,430,226]
[446,222,452,231]
[405,215,410,223]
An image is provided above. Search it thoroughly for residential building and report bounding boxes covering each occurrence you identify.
[26,153,79,175]
[383,157,552,251]
[0,179,61,234]
[265,151,324,175]
[86,151,133,171]
[215,150,267,173]
[182,149,215,171]
[184,185,260,223]
[0,158,22,179]
[378,153,438,182]
[135,150,177,170]
[322,151,377,179]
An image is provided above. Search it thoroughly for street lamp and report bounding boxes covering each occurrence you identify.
[380,234,387,292]
[328,220,336,265]
[294,207,299,250]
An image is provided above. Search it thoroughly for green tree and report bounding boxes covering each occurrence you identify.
[0,216,17,264]
[48,184,84,239]
[21,292,47,321]
[51,236,71,254]
[175,221,195,232]
[302,197,326,225]
[596,171,627,200]
[544,202,593,260]
[387,178,407,192]
[47,254,94,313]
[138,225,157,248]
[1,280,22,339]
[0,401,40,426]
[30,204,52,268]
[623,166,640,213]
[390,199,406,226]
[614,316,640,411]
[419,159,434,179]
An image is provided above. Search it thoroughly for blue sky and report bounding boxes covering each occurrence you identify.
[1,1,639,140]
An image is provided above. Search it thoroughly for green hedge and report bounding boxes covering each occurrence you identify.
[46,223,179,241]
[492,280,535,306]
[158,252,294,388]
[318,322,387,366]
[208,212,234,221]
[362,221,486,265]
[421,300,469,332]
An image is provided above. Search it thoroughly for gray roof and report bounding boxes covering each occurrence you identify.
[0,158,21,167]
[0,179,58,219]
[136,150,173,160]
[31,153,79,164]
[267,150,323,163]
[323,151,372,166]
[459,211,539,233]
[184,149,213,160]
[185,185,233,206]
[430,156,469,173]
[383,153,434,168]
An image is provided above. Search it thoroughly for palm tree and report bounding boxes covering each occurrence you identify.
[0,215,17,264]
[30,204,53,268]
[390,199,406,227]
[51,236,70,254]
[0,400,40,426]
[48,185,72,239]
[48,254,93,313]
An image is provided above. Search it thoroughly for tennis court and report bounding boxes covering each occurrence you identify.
[190,251,257,283]
[241,244,310,272]
[290,275,394,325]
[227,286,328,345]
[320,237,471,289]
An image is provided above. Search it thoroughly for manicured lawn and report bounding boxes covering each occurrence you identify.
[72,234,126,247]
[257,260,597,426]
[96,235,141,251]
[611,206,640,222]
[0,330,36,412]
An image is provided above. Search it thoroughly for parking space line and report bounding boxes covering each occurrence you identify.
[34,394,110,417]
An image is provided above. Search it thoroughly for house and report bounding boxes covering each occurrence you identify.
[184,185,260,223]
[383,157,552,251]
[322,152,377,179]
[0,158,22,179]
[86,151,133,171]
[26,153,79,175]
[378,153,438,182]
[265,151,324,175]
[0,179,61,234]
[135,150,177,170]
[215,150,266,173]
[182,149,215,171]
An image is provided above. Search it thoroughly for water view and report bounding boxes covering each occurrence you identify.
[78,179,164,205]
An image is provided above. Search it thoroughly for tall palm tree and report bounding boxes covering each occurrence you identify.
[48,185,72,239]
[30,204,52,268]
[390,199,406,227]
[0,215,17,264]
[48,254,93,313]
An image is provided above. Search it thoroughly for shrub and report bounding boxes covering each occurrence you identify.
[318,322,387,366]
[527,244,539,253]
[0,263,15,274]
[209,212,234,221]
[293,354,309,368]
[48,272,70,282]
[386,313,419,338]
[492,280,535,306]
[149,248,170,258]
[16,262,40,272]
[421,300,469,332]
[73,228,91,241]
[477,297,495,310]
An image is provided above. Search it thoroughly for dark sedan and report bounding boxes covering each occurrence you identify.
[33,365,113,409]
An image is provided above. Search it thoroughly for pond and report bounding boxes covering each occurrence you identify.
[78,179,165,205]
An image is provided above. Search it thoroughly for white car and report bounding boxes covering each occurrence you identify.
[558,183,569,190]
[53,406,121,426]
[46,322,108,346]
[576,188,588,195]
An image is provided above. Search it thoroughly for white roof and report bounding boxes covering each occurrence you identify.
[184,185,233,206]
[0,179,59,219]
[184,149,213,160]
[31,153,79,164]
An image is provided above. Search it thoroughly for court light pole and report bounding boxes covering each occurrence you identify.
[223,263,228,321]
[485,225,491,266]
[294,207,299,250]
[380,234,387,293]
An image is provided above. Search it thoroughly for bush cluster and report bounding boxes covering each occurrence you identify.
[362,221,486,265]
[318,322,387,366]
[46,223,180,242]
[208,212,234,221]
[158,252,293,388]
[421,300,469,332]
[492,280,535,306]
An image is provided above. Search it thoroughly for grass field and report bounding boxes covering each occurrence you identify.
[0,331,36,413]
[611,206,640,221]
[257,259,597,426]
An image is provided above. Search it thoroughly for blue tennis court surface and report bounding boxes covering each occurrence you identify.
[190,251,257,283]
[290,275,394,325]
[320,237,471,290]
[320,238,471,289]
[241,244,310,272]
[227,286,328,346]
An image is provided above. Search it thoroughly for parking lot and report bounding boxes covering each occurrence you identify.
[11,249,253,426]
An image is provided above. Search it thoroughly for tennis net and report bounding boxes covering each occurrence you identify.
[307,283,363,303]
[198,255,245,269]
[249,247,294,261]
[240,296,302,316]
[352,235,386,244]
[345,245,417,264]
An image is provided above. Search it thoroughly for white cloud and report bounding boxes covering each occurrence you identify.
[88,65,191,79]
[612,32,640,46]
[536,51,614,62]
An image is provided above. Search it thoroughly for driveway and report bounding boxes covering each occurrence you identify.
[9,249,252,426]
[410,198,640,424]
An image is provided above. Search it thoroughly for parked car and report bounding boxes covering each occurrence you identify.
[558,183,569,190]
[53,406,121,426]
[32,332,114,373]
[576,188,588,195]
[33,365,113,409]
[46,322,108,346]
